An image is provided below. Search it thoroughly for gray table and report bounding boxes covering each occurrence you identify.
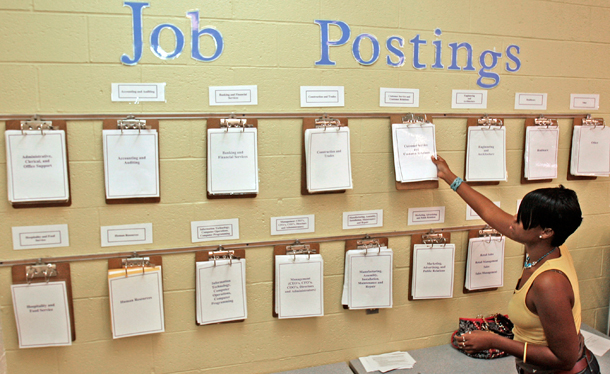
[272,362,353,374]
[349,324,610,374]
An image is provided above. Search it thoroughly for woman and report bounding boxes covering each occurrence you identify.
[431,155,599,374]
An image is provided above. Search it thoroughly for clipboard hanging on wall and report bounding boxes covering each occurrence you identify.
[5,119,71,208]
[464,115,506,186]
[11,261,76,348]
[463,226,505,294]
[302,115,351,195]
[102,118,161,204]
[342,236,392,311]
[521,116,559,184]
[273,240,323,318]
[107,255,165,339]
[206,116,259,199]
[409,230,454,300]
[567,114,608,180]
[390,114,438,191]
[195,247,247,325]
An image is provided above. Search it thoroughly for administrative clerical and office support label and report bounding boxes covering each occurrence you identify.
[191,218,239,243]
[5,130,70,203]
[196,259,247,325]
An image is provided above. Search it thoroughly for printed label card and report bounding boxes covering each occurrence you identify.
[103,129,159,199]
[196,259,247,325]
[466,126,507,181]
[5,130,69,203]
[570,126,610,176]
[465,237,505,290]
[342,248,393,309]
[411,244,455,299]
[275,254,324,319]
[108,266,165,339]
[305,127,353,192]
[392,122,437,182]
[524,126,559,180]
[207,128,258,195]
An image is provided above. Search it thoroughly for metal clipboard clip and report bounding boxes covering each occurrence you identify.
[422,229,447,247]
[208,246,239,266]
[26,259,58,284]
[122,253,154,277]
[582,114,605,129]
[118,116,148,134]
[315,114,342,131]
[402,113,429,127]
[477,115,503,128]
[534,115,558,128]
[220,114,252,132]
[356,238,382,255]
[20,119,54,135]
[478,225,503,243]
[286,240,316,261]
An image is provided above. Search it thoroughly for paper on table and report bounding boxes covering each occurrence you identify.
[570,126,610,176]
[5,130,69,203]
[524,126,559,180]
[345,247,393,309]
[466,126,507,181]
[581,330,610,356]
[305,127,353,192]
[11,282,72,348]
[392,123,438,182]
[275,254,324,319]
[196,259,247,325]
[359,351,416,372]
[465,237,505,290]
[412,244,455,299]
[103,129,159,199]
[207,128,259,194]
[108,266,165,339]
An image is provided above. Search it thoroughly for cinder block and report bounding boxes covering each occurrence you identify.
[0,65,38,113]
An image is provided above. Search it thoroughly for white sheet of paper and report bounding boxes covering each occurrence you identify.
[359,351,416,372]
[347,248,393,309]
[207,128,259,194]
[275,254,324,319]
[581,330,610,356]
[466,126,507,181]
[570,126,610,176]
[524,127,559,180]
[411,244,455,299]
[108,266,165,339]
[5,130,69,202]
[465,237,505,290]
[103,129,159,199]
[11,282,71,348]
[305,127,353,192]
[196,259,247,325]
[392,123,438,182]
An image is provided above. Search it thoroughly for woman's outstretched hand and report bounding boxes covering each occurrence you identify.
[431,155,457,185]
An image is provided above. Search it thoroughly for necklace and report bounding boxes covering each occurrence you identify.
[524,247,557,269]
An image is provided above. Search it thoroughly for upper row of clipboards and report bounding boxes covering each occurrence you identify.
[4,113,606,209]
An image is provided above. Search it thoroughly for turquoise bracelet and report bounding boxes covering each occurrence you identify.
[450,177,463,191]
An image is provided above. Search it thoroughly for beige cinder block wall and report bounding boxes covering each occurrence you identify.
[1,1,610,373]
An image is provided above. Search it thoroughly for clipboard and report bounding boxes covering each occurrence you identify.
[463,227,502,294]
[107,255,163,276]
[206,117,259,200]
[567,115,598,181]
[5,120,72,208]
[11,261,76,342]
[102,118,161,204]
[273,240,320,317]
[465,116,504,186]
[343,236,389,310]
[195,247,246,325]
[390,114,439,191]
[408,230,451,301]
[301,116,349,195]
[521,116,558,184]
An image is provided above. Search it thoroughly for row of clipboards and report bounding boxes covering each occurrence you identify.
[10,228,505,348]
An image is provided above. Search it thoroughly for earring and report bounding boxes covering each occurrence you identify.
[539,235,543,239]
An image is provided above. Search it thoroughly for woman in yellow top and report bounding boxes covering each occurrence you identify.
[431,155,599,374]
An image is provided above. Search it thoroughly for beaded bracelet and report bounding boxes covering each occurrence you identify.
[450,177,463,192]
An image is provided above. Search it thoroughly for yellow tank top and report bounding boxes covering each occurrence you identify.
[507,246,581,346]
